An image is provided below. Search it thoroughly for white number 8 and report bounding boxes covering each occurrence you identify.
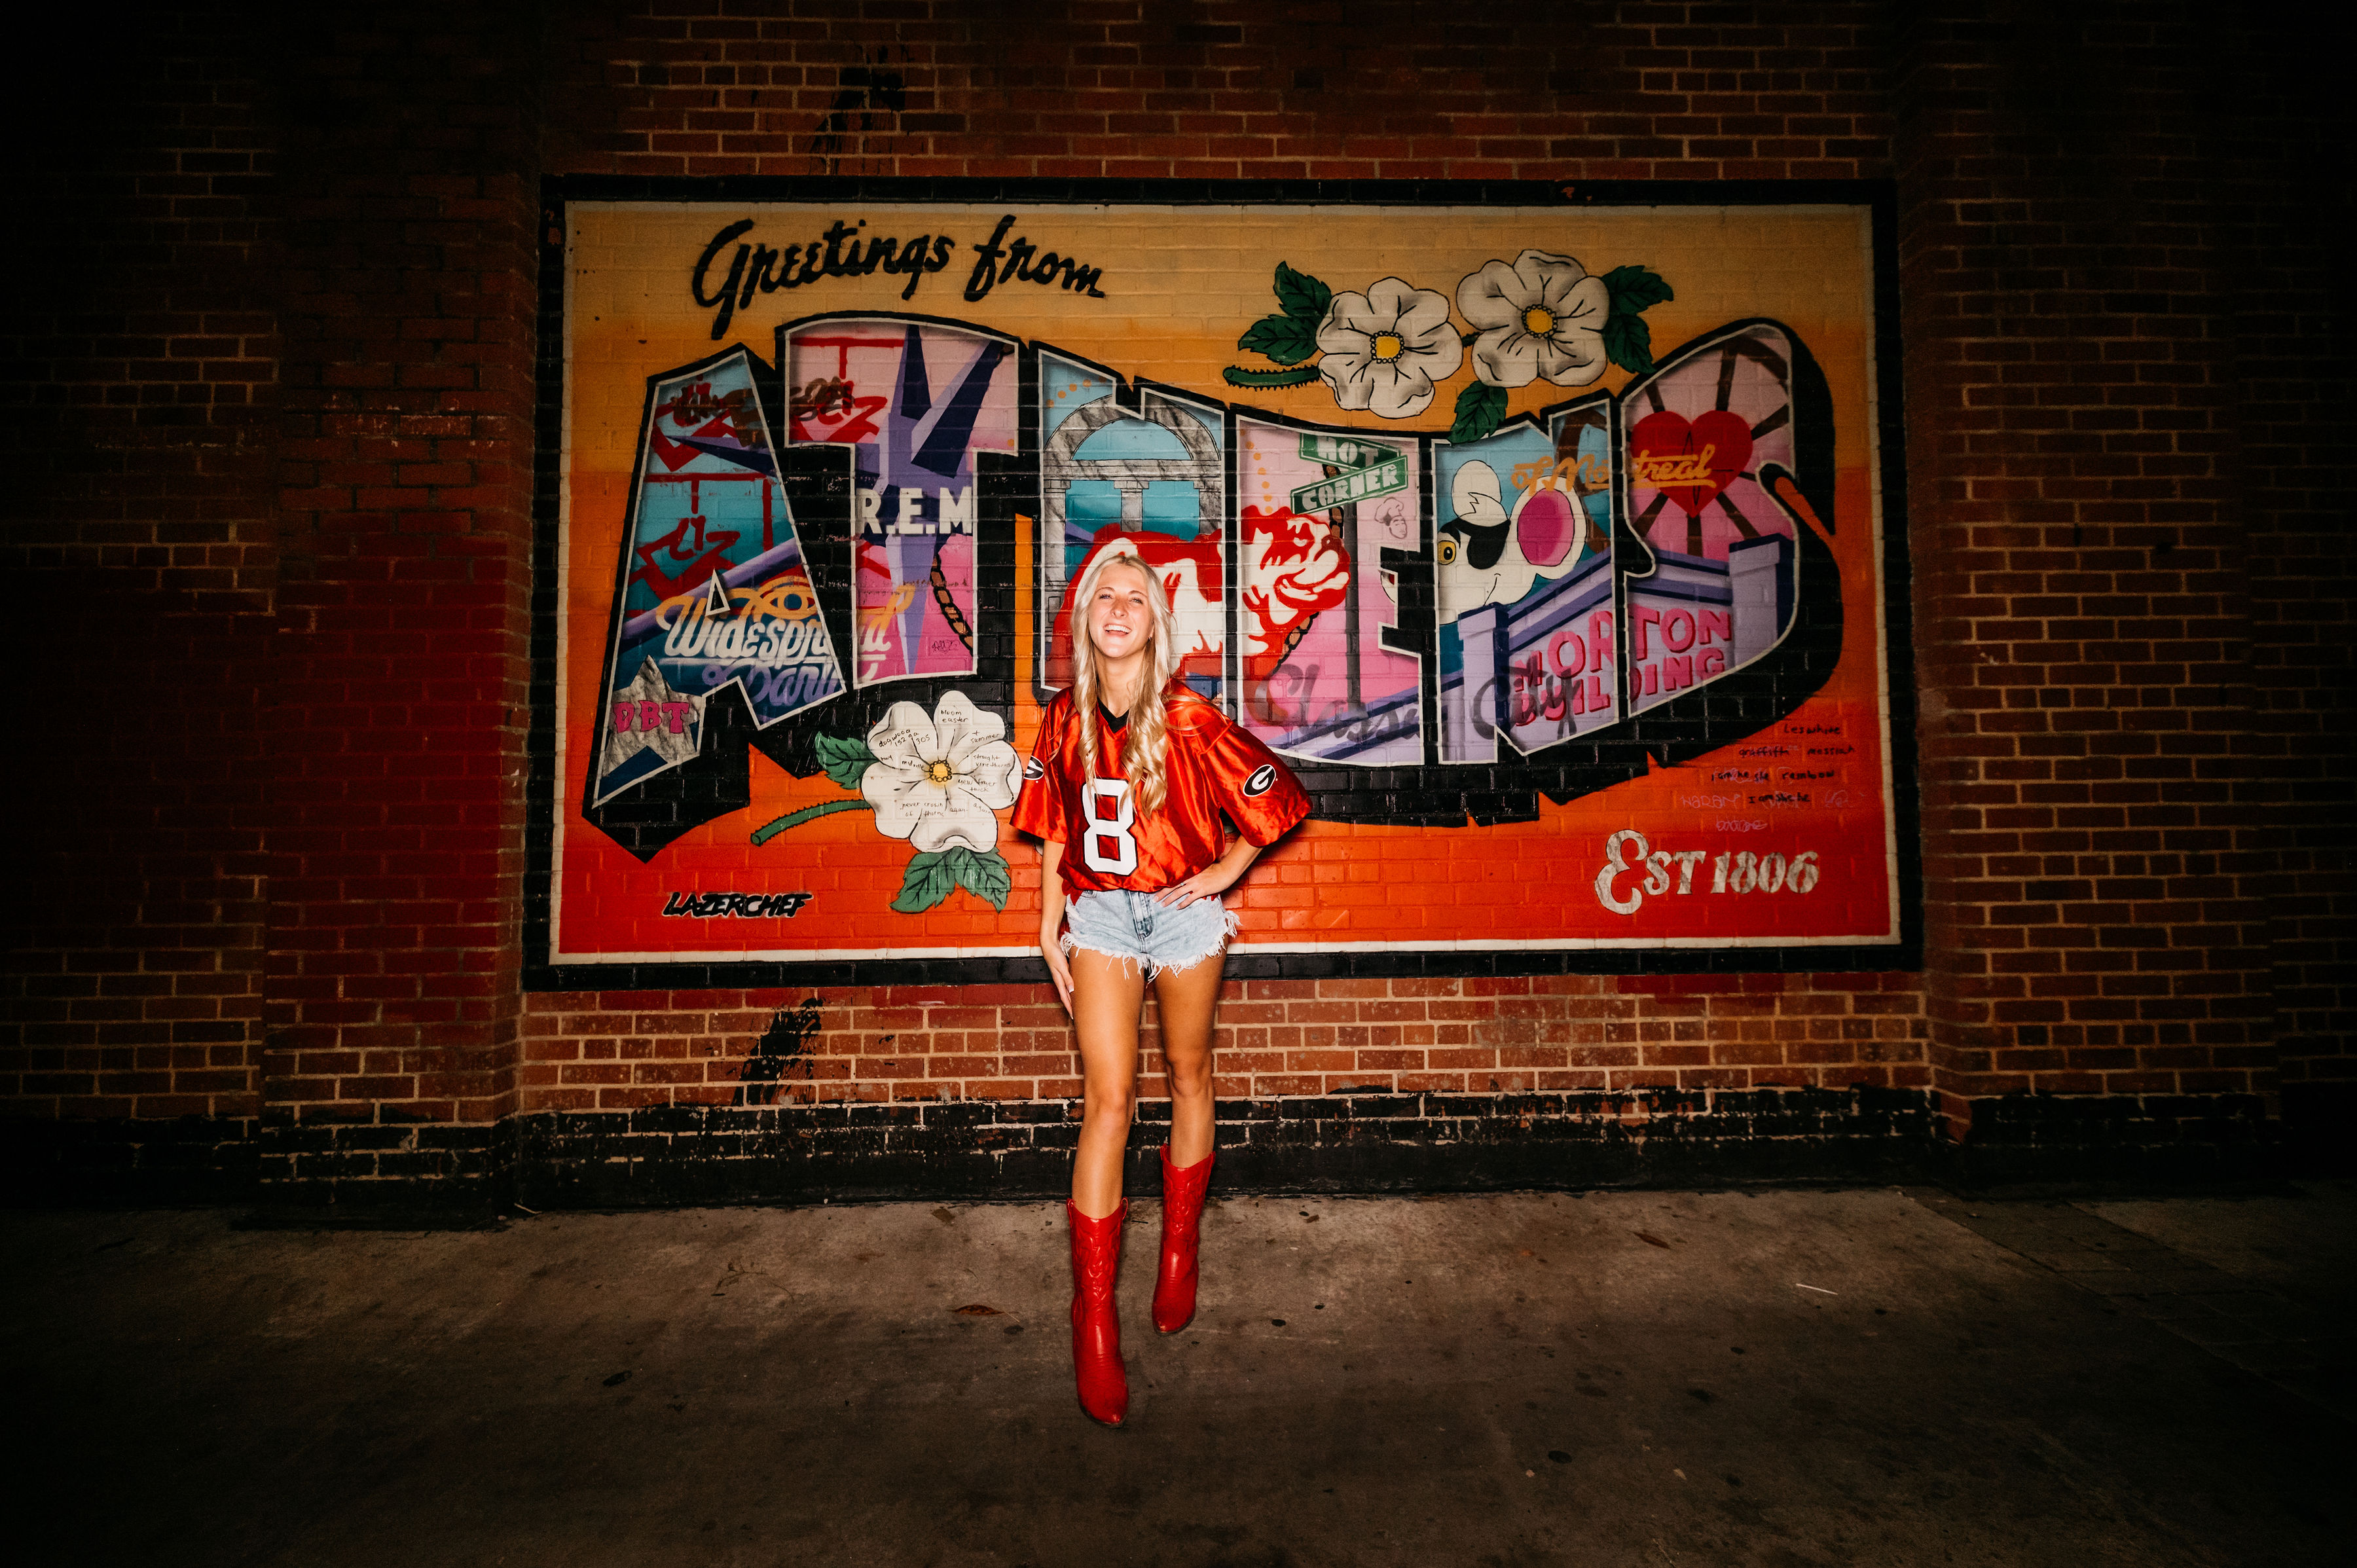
[1082,779,1138,875]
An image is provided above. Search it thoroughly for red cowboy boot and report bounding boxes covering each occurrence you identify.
[1152,1145,1216,1334]
[1066,1199,1129,1426]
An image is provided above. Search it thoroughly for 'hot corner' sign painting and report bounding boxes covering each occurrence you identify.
[538,187,1909,981]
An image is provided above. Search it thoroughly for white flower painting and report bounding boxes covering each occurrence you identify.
[1222,255,1671,442]
[1457,249,1615,390]
[1313,278,1465,419]
[751,688,1019,913]
[860,689,1021,854]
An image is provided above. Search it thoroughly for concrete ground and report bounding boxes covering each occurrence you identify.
[10,1182,2354,1567]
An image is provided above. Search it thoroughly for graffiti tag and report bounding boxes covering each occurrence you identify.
[661,892,815,918]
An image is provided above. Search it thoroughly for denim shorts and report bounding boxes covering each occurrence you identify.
[1062,888,1237,980]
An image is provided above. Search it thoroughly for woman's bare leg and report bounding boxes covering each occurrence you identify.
[1070,949,1147,1218]
[1152,953,1226,1166]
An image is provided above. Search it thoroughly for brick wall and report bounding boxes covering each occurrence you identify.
[261,5,545,1171]
[516,0,1926,1170]
[5,1,2344,1201]
[2208,29,2354,1113]
[1891,3,2347,1145]
[545,0,1895,185]
[524,974,1928,1110]
[2,9,276,1135]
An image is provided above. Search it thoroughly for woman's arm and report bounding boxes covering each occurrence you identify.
[1038,838,1074,1013]
[1152,832,1262,910]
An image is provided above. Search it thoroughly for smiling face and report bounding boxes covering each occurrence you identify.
[1084,558,1157,672]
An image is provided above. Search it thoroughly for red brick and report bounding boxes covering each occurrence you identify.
[8,3,2334,1177]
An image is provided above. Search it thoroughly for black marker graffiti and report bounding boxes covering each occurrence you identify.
[734,998,824,1108]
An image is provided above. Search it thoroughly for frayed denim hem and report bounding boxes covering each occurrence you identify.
[1061,905,1235,983]
[1061,928,1144,978]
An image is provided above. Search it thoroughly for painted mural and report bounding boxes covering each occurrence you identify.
[549,199,1900,971]
[783,319,1016,686]
[592,350,845,807]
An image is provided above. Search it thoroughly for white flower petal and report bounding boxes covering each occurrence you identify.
[1534,327,1607,386]
[1322,290,1384,336]
[1370,361,1436,420]
[1472,329,1539,388]
[865,701,940,766]
[963,740,1021,811]
[1456,258,1527,330]
[930,689,1004,769]
[864,765,928,841]
[1514,248,1579,304]
[1556,274,1611,328]
[1389,284,1455,342]
[911,803,996,854]
[1402,320,1464,382]
[1362,277,1421,322]
[1315,315,1370,359]
[1319,353,1377,410]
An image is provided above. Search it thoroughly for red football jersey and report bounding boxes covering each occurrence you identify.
[1012,685,1311,896]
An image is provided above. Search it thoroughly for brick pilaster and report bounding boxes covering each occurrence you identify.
[260,6,545,1193]
[1895,1,2280,1137]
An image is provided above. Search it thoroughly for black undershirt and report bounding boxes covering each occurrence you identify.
[1099,703,1130,735]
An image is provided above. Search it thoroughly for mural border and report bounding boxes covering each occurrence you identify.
[525,177,1919,991]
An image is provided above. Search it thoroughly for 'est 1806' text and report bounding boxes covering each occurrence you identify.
[1593,830,1821,915]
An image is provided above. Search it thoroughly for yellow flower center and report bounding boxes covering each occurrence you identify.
[1371,332,1404,362]
[925,759,955,786]
[1524,306,1556,336]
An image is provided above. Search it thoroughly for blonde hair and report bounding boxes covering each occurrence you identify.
[1071,545,1180,820]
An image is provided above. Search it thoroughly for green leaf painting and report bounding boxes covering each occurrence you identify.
[892,851,959,913]
[1229,262,1336,388]
[892,847,1012,913]
[1450,380,1508,445]
[1600,264,1672,376]
[814,731,876,792]
[1271,261,1333,325]
[951,848,1012,910]
[1600,312,1656,377]
[1602,264,1675,314]
[1237,312,1319,366]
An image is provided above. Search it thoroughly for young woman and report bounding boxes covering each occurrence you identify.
[1011,545,1309,1427]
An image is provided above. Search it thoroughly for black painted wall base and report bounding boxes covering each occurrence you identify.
[1949,1091,2287,1186]
[2281,1082,2356,1176]
[2,1115,259,1205]
[250,1115,513,1213]
[5,1088,2298,1211]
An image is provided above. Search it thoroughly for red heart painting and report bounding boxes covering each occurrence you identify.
[1629,410,1753,517]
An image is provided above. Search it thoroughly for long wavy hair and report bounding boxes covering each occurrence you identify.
[1070,545,1181,819]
